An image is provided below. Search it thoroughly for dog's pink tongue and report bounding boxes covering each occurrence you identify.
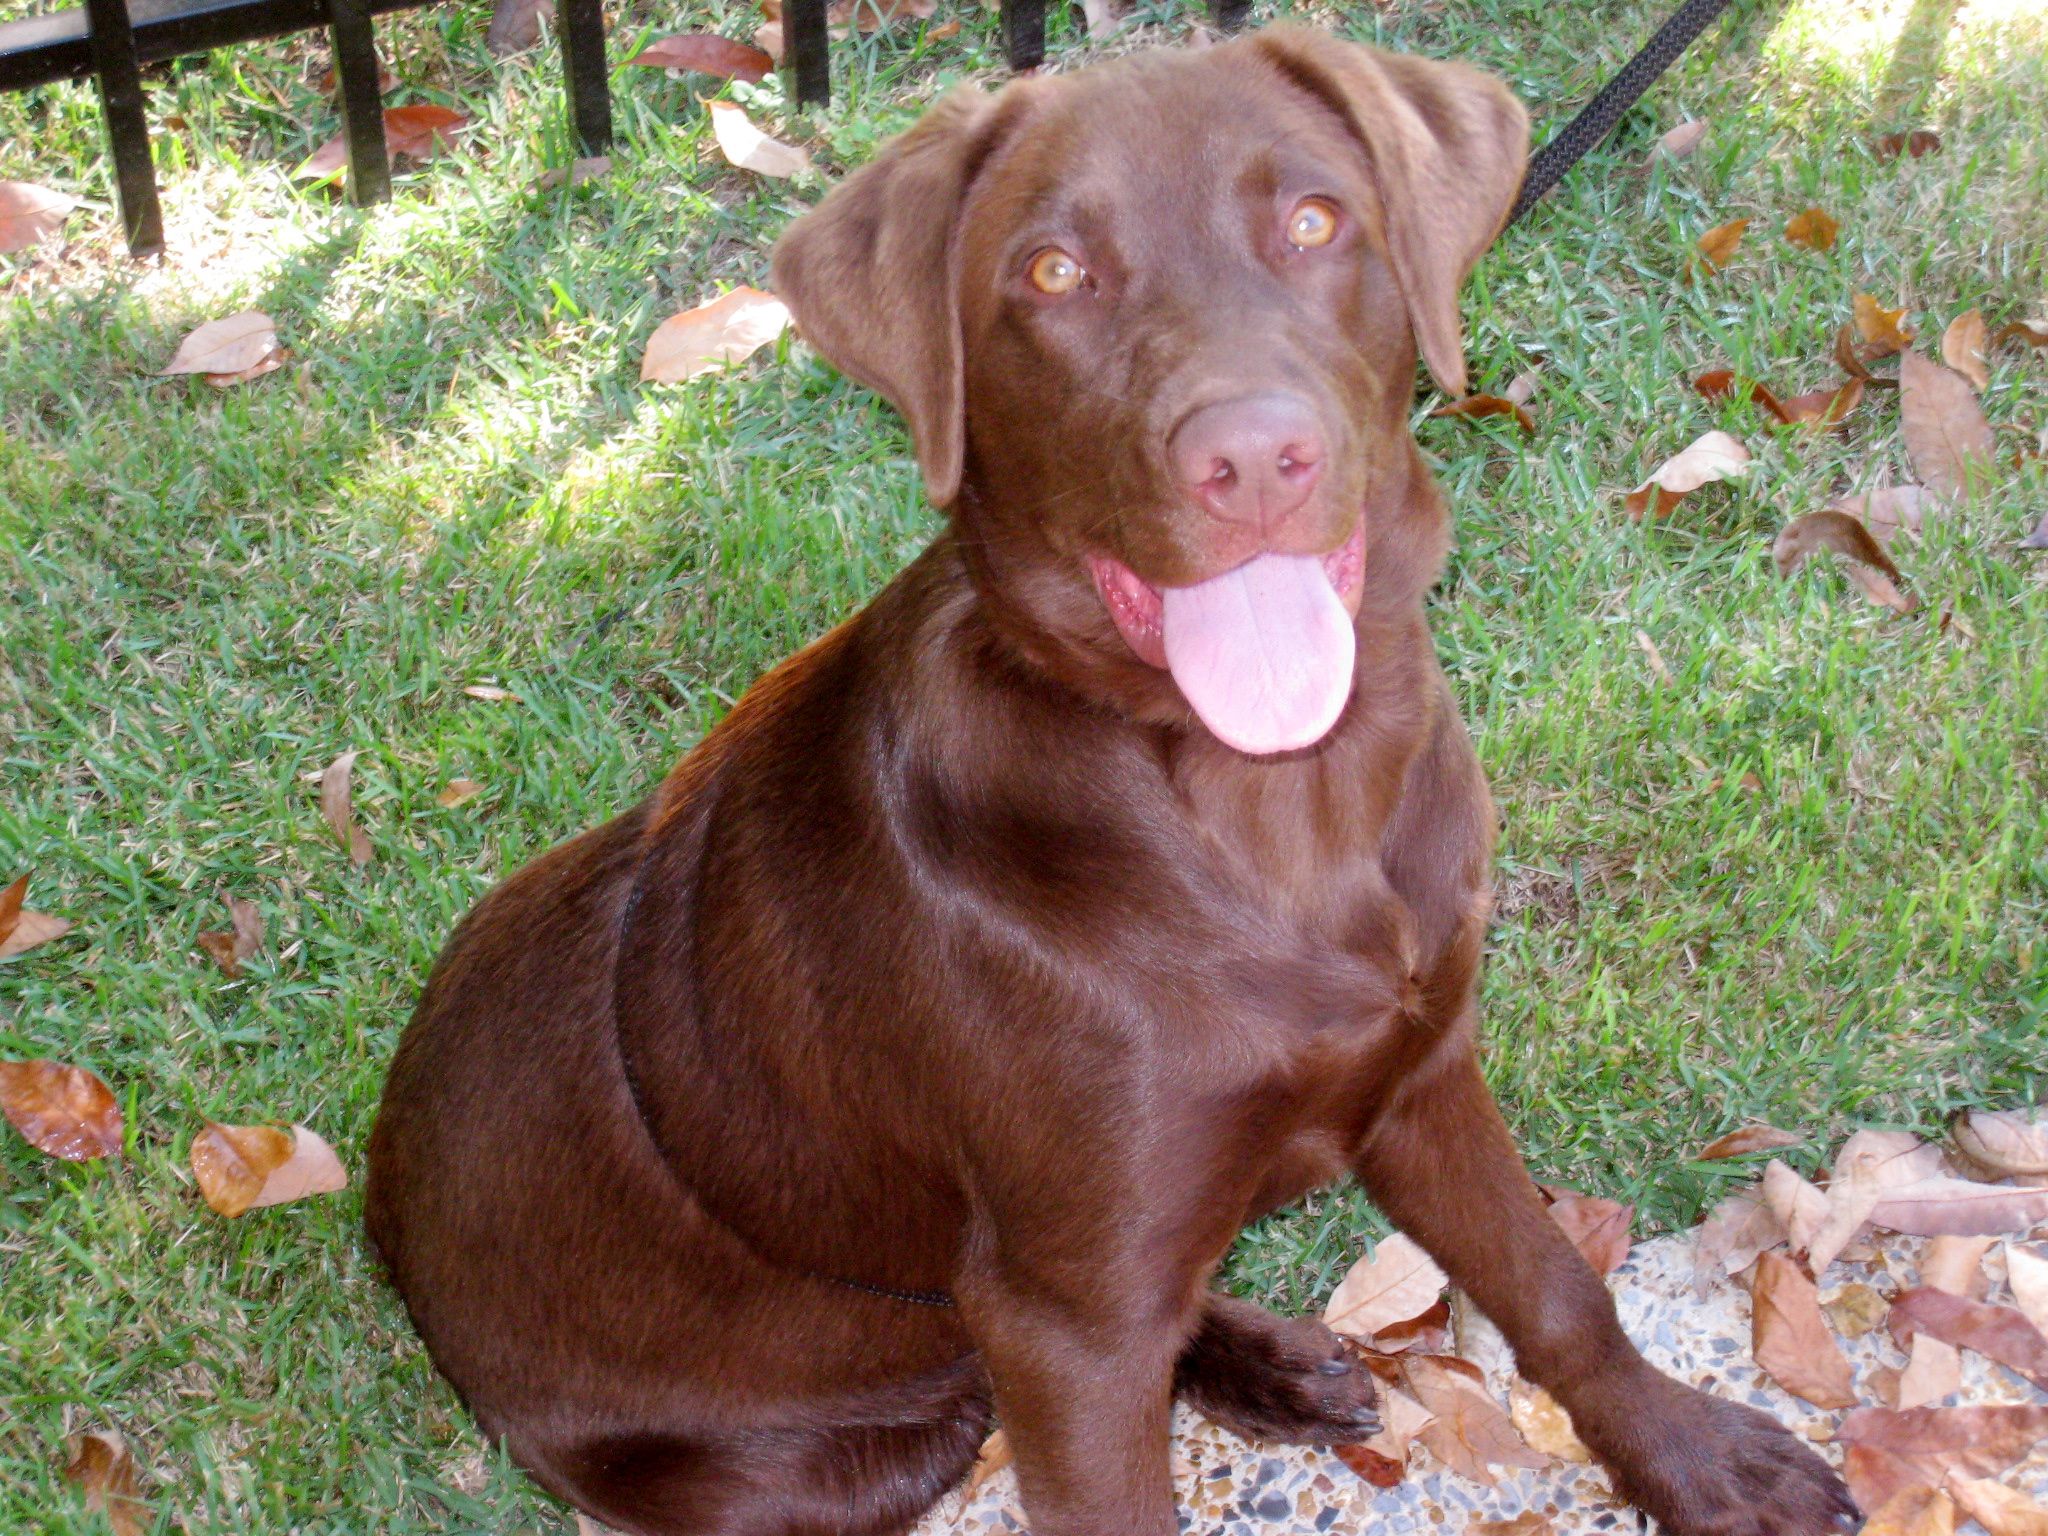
[1160,552,1354,755]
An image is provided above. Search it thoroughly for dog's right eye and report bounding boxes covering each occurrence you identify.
[1026,248,1088,295]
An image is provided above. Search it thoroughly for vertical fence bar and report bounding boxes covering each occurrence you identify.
[1004,0,1044,71]
[1211,0,1250,30]
[326,0,390,204]
[81,0,162,255]
[557,0,611,152]
[787,0,828,107]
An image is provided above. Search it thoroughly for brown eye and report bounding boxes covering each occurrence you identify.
[1287,198,1340,250]
[1027,247,1087,295]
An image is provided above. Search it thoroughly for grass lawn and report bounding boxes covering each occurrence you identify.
[2,0,2044,1524]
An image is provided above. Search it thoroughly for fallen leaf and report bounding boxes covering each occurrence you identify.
[1923,1235,1995,1300]
[1656,120,1709,159]
[1509,1378,1590,1462]
[826,0,935,30]
[626,32,775,80]
[1334,1441,1405,1487]
[1856,293,1919,352]
[160,311,279,377]
[1863,1486,1957,1536]
[1901,349,1995,501]
[1875,129,1942,160]
[960,1428,1011,1502]
[535,156,612,190]
[1357,1381,1434,1472]
[1953,1109,2048,1178]
[1635,628,1671,686]
[317,61,397,95]
[1837,1405,2048,1512]
[1751,1250,1857,1408]
[437,778,485,808]
[755,21,784,61]
[1693,1187,1788,1289]
[1941,311,1990,392]
[1372,1297,1452,1353]
[1783,207,1839,252]
[1833,485,1931,546]
[1473,1516,1554,1536]
[0,1060,124,1160]
[1697,1124,1803,1160]
[1899,1333,1962,1410]
[1868,1363,1904,1407]
[1763,1157,1830,1255]
[641,286,793,384]
[2007,1245,2048,1334]
[0,179,79,253]
[1871,1178,2048,1238]
[1428,394,1534,435]
[1503,370,1541,407]
[1402,1354,1545,1484]
[301,105,469,180]
[1837,322,1903,389]
[1544,1192,1633,1276]
[191,1121,345,1216]
[1773,510,1915,615]
[707,100,813,179]
[1948,1475,2048,1536]
[0,873,73,959]
[929,17,960,38]
[320,749,374,866]
[1778,378,1864,430]
[63,1430,147,1536]
[486,0,553,55]
[1687,217,1749,279]
[1823,1283,1891,1338]
[1994,320,2048,349]
[1324,1233,1449,1342]
[195,894,264,978]
[1692,368,1793,423]
[464,684,514,701]
[1624,430,1750,520]
[1889,1287,2048,1392]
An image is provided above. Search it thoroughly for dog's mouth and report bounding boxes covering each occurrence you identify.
[1088,521,1366,756]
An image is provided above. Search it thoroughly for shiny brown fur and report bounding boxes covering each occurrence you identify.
[365,28,1856,1536]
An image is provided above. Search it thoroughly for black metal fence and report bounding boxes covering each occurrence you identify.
[1,0,1249,257]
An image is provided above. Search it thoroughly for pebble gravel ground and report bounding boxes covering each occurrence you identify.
[912,1227,2048,1536]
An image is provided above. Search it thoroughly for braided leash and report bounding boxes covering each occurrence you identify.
[1508,0,1741,226]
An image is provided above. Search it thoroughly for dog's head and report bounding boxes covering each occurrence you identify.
[772,29,1526,755]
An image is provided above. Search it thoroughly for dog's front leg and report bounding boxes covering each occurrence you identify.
[1353,1044,1858,1536]
[955,1267,1184,1536]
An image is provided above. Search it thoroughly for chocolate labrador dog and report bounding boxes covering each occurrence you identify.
[365,26,1857,1536]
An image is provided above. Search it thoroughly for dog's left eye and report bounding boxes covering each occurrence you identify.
[1287,198,1341,250]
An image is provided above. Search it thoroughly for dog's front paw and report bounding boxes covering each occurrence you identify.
[1589,1379,1858,1536]
[1176,1300,1381,1445]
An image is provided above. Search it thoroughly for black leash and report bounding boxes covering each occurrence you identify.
[1508,0,1741,225]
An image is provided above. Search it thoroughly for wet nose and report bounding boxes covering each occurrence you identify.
[1169,391,1326,533]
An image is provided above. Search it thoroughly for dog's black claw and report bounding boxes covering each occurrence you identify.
[1316,1356,1352,1376]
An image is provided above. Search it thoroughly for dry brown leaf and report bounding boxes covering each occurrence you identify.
[191,1121,293,1215]
[1832,485,1930,546]
[1427,394,1534,435]
[1889,1287,2048,1392]
[1697,1124,1802,1160]
[251,1124,348,1209]
[1823,1282,1890,1338]
[960,1428,1011,1502]
[1856,293,1919,352]
[196,894,264,978]
[1763,1157,1830,1255]
[1870,1178,2048,1237]
[63,1430,147,1536]
[1751,1250,1857,1408]
[485,0,553,54]
[160,311,279,377]
[1995,320,2048,349]
[1544,1191,1633,1276]
[2007,1245,2048,1335]
[1692,1187,1788,1290]
[1334,1440,1405,1487]
[1372,1297,1452,1354]
[1473,1516,1554,1536]
[626,32,775,80]
[1953,1109,2048,1178]
[1779,378,1864,431]
[0,179,79,252]
[1688,217,1749,279]
[928,17,960,38]
[1402,1355,1544,1484]
[1838,1405,2048,1512]
[1656,120,1709,159]
[755,20,784,60]
[1875,129,1942,160]
[707,100,813,179]
[0,873,73,959]
[1624,430,1749,520]
[1864,1486,1957,1536]
[641,287,792,385]
[1361,1382,1434,1465]
[0,1060,124,1160]
[535,156,612,190]
[1941,311,1990,391]
[1324,1233,1448,1341]
[1948,1475,2048,1536]
[1901,349,1995,501]
[463,684,513,701]
[437,778,485,808]
[1922,1235,1994,1300]
[1509,1378,1590,1462]
[1783,207,1839,252]
[1503,370,1541,407]
[1898,1333,1962,1410]
[1837,323,1903,389]
[826,0,935,29]
[320,749,374,865]
[1773,510,1915,614]
[302,105,468,180]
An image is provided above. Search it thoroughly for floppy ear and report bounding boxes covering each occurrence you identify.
[771,87,1020,508]
[1252,28,1529,398]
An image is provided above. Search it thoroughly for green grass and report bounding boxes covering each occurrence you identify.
[3,0,2045,1525]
